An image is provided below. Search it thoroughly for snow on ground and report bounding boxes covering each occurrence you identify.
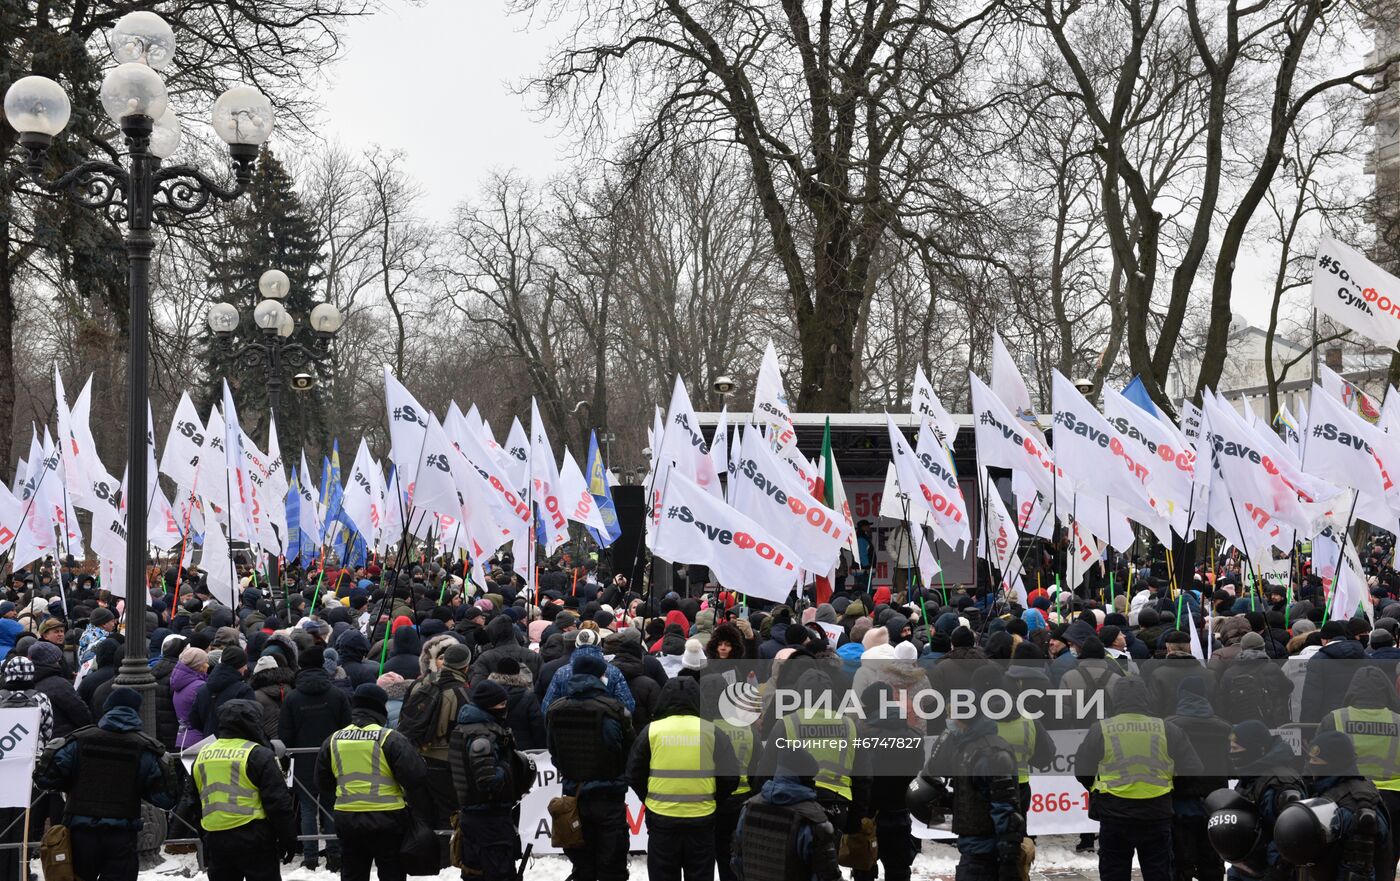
[133,836,1102,880]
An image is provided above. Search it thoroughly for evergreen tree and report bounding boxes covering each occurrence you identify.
[203,146,330,456]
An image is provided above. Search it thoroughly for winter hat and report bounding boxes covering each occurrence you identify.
[90,608,114,627]
[893,641,918,661]
[572,652,606,678]
[376,671,405,690]
[1,657,34,687]
[1307,730,1359,774]
[37,619,64,637]
[1291,619,1317,635]
[1320,621,1349,641]
[104,687,142,712]
[353,683,389,716]
[254,655,279,674]
[575,629,600,648]
[470,679,508,708]
[681,638,707,670]
[443,643,472,671]
[1239,631,1266,651]
[862,626,889,650]
[951,626,975,649]
[26,641,60,666]
[300,645,326,671]
[1372,629,1395,649]
[1231,720,1274,765]
[220,645,248,670]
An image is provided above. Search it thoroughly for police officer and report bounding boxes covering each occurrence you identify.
[1075,678,1203,881]
[34,688,179,881]
[768,667,865,832]
[627,677,738,881]
[732,748,840,881]
[907,699,1025,881]
[989,669,1053,813]
[701,676,757,881]
[316,683,429,881]
[1222,721,1305,881]
[1167,675,1232,881]
[854,679,927,881]
[451,679,531,881]
[1289,731,1392,881]
[545,651,635,881]
[1316,666,1400,866]
[190,699,297,881]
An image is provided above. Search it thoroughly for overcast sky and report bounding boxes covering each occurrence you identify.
[318,0,570,221]
[310,0,1342,330]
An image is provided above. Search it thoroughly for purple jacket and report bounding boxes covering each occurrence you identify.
[170,662,207,749]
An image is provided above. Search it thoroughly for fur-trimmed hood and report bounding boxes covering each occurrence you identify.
[488,669,532,690]
[418,632,460,679]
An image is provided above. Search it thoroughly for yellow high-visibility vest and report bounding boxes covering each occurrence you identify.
[645,715,717,818]
[329,724,408,811]
[193,738,266,831]
[781,710,856,801]
[1330,707,1400,792]
[1090,714,1173,799]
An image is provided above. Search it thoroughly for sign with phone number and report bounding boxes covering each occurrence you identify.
[915,730,1097,839]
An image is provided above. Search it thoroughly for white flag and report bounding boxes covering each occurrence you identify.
[655,376,724,499]
[159,392,207,495]
[977,473,1025,602]
[384,368,431,492]
[201,517,236,607]
[340,438,382,548]
[296,450,322,546]
[1012,470,1052,540]
[731,427,848,573]
[529,400,569,553]
[650,470,799,604]
[1051,370,1169,543]
[710,406,730,488]
[1101,383,1197,536]
[970,372,1059,497]
[558,448,608,532]
[1304,385,1400,523]
[220,382,254,545]
[1312,236,1400,350]
[754,340,797,450]
[912,365,959,449]
[991,333,1041,432]
[886,415,970,549]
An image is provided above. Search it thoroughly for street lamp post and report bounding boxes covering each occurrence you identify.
[206,268,344,411]
[207,269,342,593]
[4,11,274,734]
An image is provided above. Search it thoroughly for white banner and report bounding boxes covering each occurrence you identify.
[1312,236,1400,350]
[0,708,41,808]
[651,470,799,603]
[912,365,959,451]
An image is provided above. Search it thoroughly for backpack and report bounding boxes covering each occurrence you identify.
[397,679,445,747]
[1220,667,1283,726]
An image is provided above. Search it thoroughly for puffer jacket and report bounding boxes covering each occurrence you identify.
[151,643,183,751]
[336,629,378,687]
[541,645,635,713]
[170,661,208,748]
[1300,637,1369,723]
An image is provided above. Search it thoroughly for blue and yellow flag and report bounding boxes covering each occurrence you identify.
[585,431,622,547]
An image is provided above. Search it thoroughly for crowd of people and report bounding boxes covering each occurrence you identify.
[0,541,1394,881]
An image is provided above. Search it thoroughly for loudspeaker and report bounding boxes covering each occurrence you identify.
[609,485,647,588]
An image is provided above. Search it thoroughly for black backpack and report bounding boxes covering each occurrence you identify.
[1220,667,1283,726]
[397,679,465,747]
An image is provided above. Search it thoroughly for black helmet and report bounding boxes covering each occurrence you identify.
[1273,798,1338,867]
[1206,800,1260,861]
[906,775,945,826]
